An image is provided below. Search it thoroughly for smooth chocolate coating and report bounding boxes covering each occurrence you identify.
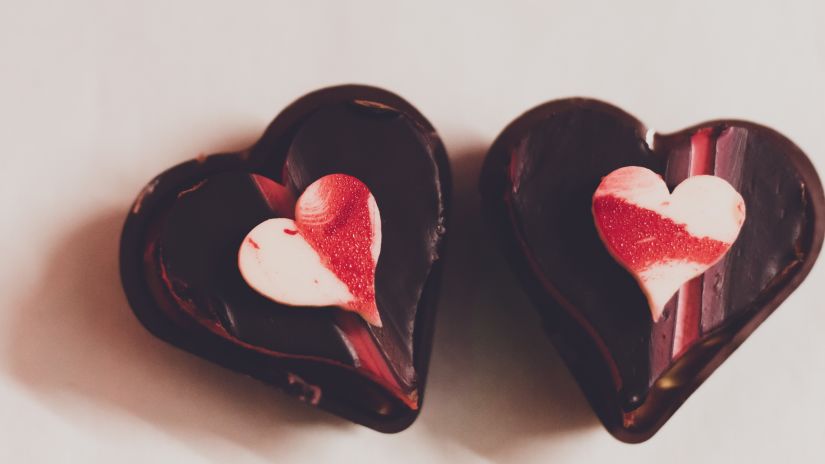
[120,85,451,432]
[480,98,824,442]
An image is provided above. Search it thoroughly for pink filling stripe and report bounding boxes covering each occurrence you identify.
[673,128,716,358]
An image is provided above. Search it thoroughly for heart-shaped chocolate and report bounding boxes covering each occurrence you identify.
[120,85,450,432]
[480,98,824,442]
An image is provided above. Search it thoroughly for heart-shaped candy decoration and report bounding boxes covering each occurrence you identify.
[593,166,746,321]
[239,174,383,326]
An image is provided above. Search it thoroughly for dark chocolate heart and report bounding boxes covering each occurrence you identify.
[120,85,451,432]
[480,98,824,442]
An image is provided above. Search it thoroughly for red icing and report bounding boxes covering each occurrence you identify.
[593,195,730,272]
[296,175,379,325]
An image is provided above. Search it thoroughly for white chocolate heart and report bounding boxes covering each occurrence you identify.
[238,174,383,326]
[239,218,354,307]
[593,166,746,320]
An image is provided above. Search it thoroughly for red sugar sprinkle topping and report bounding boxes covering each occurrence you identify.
[296,175,378,321]
[593,195,729,272]
[246,237,260,250]
[283,228,298,235]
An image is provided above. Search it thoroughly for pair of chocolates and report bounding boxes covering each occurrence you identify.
[120,85,824,442]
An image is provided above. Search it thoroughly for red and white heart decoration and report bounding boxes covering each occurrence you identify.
[238,174,383,326]
[592,166,746,321]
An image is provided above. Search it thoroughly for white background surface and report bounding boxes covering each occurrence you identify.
[1,1,824,462]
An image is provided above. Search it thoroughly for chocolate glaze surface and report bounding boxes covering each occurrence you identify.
[480,98,824,442]
[120,85,450,432]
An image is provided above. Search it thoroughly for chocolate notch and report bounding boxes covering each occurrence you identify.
[120,85,451,432]
[480,98,824,442]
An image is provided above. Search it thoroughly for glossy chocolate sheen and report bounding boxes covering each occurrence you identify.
[120,85,451,432]
[480,98,824,442]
